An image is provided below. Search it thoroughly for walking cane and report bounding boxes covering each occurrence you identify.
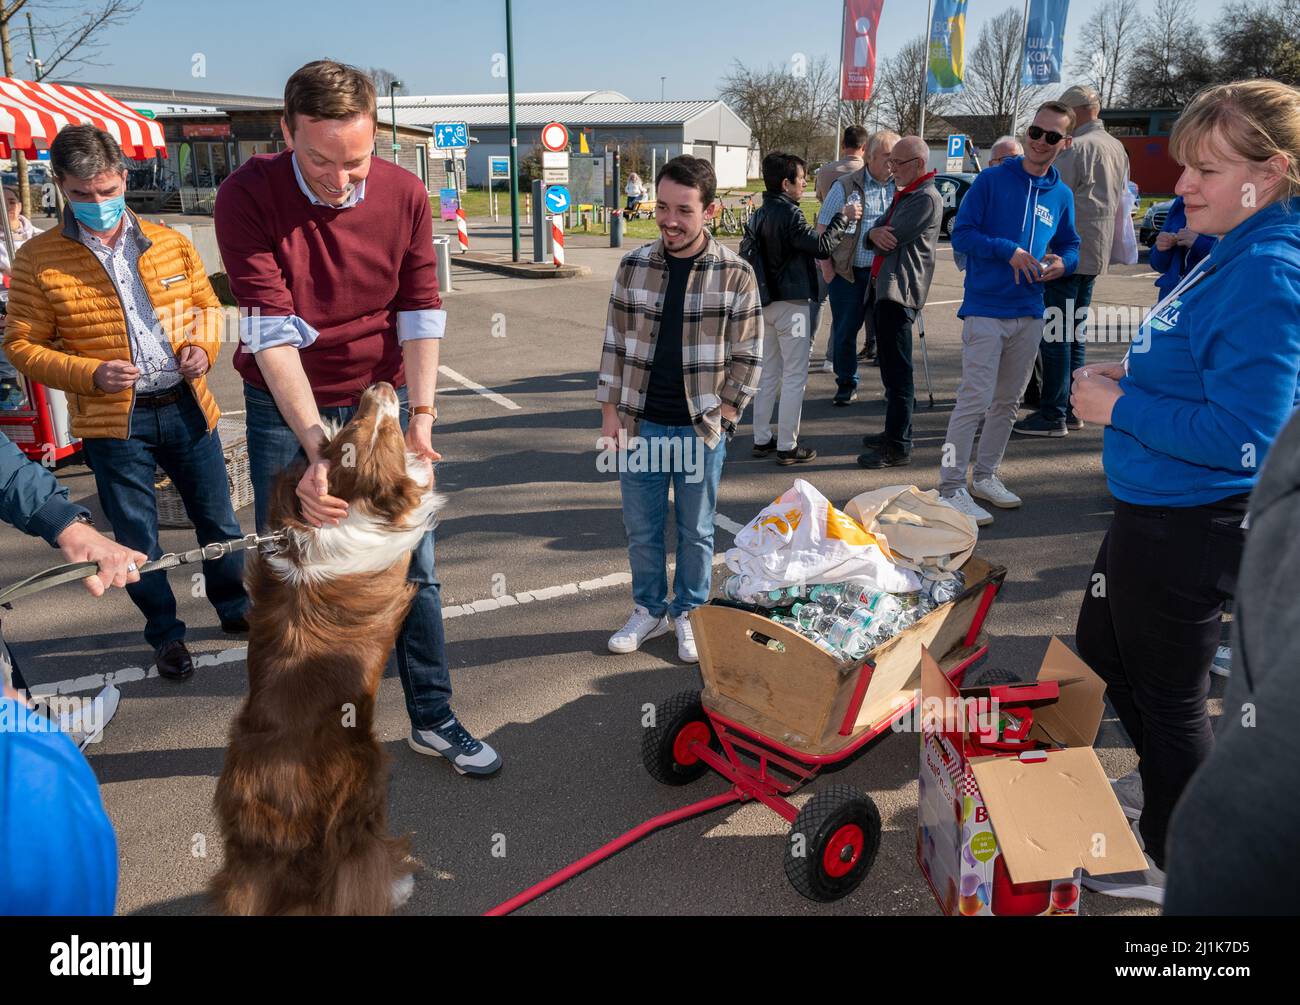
[917,309,935,408]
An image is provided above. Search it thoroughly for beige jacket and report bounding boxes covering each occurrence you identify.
[815,153,864,202]
[1054,120,1130,276]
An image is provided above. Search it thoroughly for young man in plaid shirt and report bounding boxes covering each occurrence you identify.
[596,156,763,663]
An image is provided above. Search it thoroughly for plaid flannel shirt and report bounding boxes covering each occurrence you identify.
[596,236,763,448]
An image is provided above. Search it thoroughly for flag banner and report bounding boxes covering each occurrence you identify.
[1022,0,1071,86]
[927,0,968,94]
[842,0,886,102]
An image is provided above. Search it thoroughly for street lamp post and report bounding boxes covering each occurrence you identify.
[660,76,665,101]
[389,80,403,159]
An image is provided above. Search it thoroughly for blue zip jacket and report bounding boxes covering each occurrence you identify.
[951,156,1080,319]
[1149,195,1216,302]
[0,430,87,546]
[1107,197,1300,506]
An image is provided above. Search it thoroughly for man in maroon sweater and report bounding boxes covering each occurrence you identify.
[214,60,500,777]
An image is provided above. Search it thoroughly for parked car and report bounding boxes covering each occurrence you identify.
[935,172,976,239]
[1139,198,1175,247]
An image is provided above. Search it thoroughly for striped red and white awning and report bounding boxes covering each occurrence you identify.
[0,77,166,161]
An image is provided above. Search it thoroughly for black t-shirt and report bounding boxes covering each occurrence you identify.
[643,249,700,426]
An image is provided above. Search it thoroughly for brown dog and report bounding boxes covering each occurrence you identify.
[211,383,443,915]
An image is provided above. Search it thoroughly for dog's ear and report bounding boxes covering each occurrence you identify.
[268,461,312,531]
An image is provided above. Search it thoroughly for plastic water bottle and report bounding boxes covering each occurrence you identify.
[790,602,826,632]
[811,613,872,661]
[808,582,851,605]
[844,190,862,235]
[721,574,746,601]
[764,584,813,607]
[926,571,966,605]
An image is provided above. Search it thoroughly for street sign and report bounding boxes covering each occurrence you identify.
[540,121,569,152]
[489,155,510,179]
[434,122,469,150]
[541,150,569,169]
[134,108,157,120]
[438,187,459,221]
[544,185,571,214]
[947,134,965,159]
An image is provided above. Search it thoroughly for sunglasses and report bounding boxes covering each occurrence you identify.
[1026,126,1065,145]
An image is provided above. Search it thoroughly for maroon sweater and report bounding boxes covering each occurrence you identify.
[214,151,441,405]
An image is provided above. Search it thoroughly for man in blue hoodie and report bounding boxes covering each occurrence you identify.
[937,103,1081,526]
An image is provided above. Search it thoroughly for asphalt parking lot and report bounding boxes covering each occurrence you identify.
[2,225,1208,915]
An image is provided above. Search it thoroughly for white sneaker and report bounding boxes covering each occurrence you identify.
[943,488,994,527]
[54,684,121,751]
[674,613,699,663]
[1082,853,1166,906]
[971,475,1021,509]
[1110,770,1143,822]
[1211,645,1232,678]
[608,605,671,654]
[821,358,834,373]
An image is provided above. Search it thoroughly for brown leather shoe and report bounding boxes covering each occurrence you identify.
[155,640,194,681]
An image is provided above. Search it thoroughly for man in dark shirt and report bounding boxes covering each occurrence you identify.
[597,156,763,664]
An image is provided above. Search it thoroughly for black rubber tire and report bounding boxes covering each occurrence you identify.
[943,213,955,237]
[784,784,882,902]
[640,690,718,786]
[963,665,1028,688]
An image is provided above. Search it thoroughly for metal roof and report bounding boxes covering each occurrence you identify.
[391,90,630,107]
[56,80,282,109]
[388,100,724,129]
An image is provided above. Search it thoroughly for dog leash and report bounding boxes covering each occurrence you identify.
[0,531,287,608]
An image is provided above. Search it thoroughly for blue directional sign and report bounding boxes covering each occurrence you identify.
[435,122,469,149]
[543,185,571,214]
[947,134,966,159]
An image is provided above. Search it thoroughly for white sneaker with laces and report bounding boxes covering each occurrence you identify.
[674,613,699,663]
[971,475,1021,509]
[1081,853,1166,906]
[821,358,834,373]
[608,605,670,654]
[1211,645,1232,678]
[943,488,994,527]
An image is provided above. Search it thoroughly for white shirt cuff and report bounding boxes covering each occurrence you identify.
[239,315,320,353]
[397,309,447,344]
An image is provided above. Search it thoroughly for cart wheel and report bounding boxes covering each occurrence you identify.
[963,665,1028,688]
[784,784,882,902]
[641,690,718,786]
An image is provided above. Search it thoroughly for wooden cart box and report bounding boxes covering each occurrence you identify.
[692,556,1007,756]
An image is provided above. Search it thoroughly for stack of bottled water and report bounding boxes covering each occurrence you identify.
[719,570,968,664]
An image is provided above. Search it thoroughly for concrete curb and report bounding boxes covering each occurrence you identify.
[453,252,591,279]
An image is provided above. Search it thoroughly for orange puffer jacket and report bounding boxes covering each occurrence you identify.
[3,210,225,440]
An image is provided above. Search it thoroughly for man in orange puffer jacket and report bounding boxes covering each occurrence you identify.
[3,125,248,681]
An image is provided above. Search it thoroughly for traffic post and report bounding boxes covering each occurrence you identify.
[552,215,564,267]
[456,206,469,252]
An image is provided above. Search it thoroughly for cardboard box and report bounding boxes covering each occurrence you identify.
[693,556,1005,755]
[917,638,1147,916]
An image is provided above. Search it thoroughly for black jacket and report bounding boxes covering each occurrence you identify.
[1164,408,1300,915]
[753,192,848,302]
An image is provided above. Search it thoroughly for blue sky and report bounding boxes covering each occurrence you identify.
[54,0,1225,101]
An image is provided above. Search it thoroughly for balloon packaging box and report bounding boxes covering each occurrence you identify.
[917,638,1147,916]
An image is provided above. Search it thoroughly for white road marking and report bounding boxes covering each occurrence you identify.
[438,365,522,411]
[924,299,963,306]
[33,513,747,695]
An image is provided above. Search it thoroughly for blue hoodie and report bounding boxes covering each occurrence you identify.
[951,157,1080,319]
[1106,197,1300,506]
[1148,195,1216,302]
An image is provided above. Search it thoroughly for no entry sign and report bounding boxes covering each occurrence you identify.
[541,121,569,152]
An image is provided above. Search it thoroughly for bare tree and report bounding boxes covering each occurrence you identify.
[367,67,402,94]
[956,6,1048,136]
[1213,0,1300,85]
[1,1,142,215]
[1066,0,1142,107]
[719,56,840,166]
[876,35,954,136]
[1125,0,1215,106]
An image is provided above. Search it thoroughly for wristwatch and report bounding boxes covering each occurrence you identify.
[411,405,438,422]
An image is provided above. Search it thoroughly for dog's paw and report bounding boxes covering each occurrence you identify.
[390,873,415,910]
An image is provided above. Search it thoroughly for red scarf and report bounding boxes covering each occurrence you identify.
[870,170,937,280]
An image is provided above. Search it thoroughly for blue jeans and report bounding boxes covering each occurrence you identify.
[619,420,726,619]
[242,383,451,729]
[828,268,873,391]
[1040,273,1096,422]
[80,388,248,649]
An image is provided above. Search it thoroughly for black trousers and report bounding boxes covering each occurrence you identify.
[1075,494,1249,869]
[872,298,916,451]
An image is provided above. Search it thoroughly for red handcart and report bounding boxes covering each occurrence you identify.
[486,557,1006,914]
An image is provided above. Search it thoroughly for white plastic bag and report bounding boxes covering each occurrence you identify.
[1111,180,1139,266]
[724,479,921,599]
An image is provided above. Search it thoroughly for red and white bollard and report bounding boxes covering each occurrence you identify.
[552,216,564,267]
[456,207,469,253]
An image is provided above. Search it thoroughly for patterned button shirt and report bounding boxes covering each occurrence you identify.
[818,171,895,268]
[78,215,181,394]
